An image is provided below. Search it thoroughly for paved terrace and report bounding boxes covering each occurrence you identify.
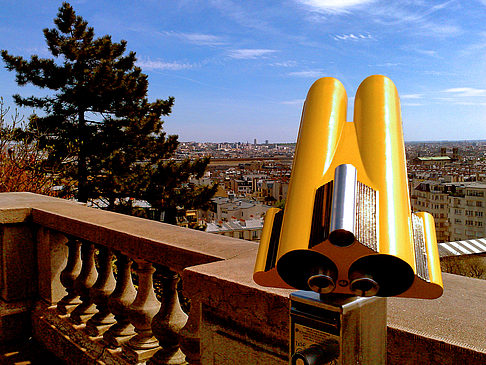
[0,192,485,364]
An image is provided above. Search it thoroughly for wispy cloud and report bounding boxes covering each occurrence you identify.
[288,70,324,78]
[378,63,402,67]
[270,61,298,67]
[208,0,276,33]
[334,33,373,41]
[136,58,194,71]
[443,88,486,97]
[402,103,424,107]
[377,2,459,36]
[415,49,439,57]
[420,22,460,36]
[295,0,375,14]
[228,49,277,59]
[281,99,305,105]
[162,31,226,46]
[401,94,423,100]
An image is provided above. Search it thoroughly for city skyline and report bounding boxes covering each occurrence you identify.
[1,1,486,142]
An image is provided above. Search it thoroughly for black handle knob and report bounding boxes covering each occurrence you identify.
[291,342,338,365]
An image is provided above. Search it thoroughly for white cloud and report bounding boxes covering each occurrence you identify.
[136,58,193,71]
[401,94,423,99]
[370,2,460,37]
[270,61,298,67]
[334,33,373,41]
[296,0,375,13]
[163,31,226,46]
[281,99,305,105]
[443,88,486,97]
[288,70,324,78]
[402,103,423,107]
[415,49,439,57]
[420,22,460,36]
[228,49,277,59]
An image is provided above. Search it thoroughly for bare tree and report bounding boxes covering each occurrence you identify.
[0,98,58,195]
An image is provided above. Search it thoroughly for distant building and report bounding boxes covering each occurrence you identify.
[412,156,452,166]
[206,218,263,241]
[208,196,270,221]
[411,181,486,242]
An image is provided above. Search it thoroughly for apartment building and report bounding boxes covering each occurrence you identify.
[205,218,263,241]
[411,181,486,242]
[411,181,450,242]
[208,196,270,221]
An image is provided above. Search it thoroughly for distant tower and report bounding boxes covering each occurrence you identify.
[254,138,257,145]
[265,139,269,145]
[452,147,459,160]
[440,147,447,156]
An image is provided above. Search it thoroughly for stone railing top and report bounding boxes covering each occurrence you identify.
[387,273,486,354]
[0,192,256,272]
[183,249,486,355]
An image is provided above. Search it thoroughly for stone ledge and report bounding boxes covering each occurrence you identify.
[0,192,256,273]
[0,207,32,224]
[387,327,486,365]
[183,252,486,364]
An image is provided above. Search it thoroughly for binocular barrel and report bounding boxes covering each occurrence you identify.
[254,75,443,299]
[329,164,357,247]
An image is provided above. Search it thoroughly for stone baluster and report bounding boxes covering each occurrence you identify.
[103,252,137,348]
[123,260,161,363]
[149,267,188,365]
[85,246,116,336]
[180,302,201,365]
[57,238,82,314]
[70,241,98,324]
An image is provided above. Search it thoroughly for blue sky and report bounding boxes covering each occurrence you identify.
[1,0,486,142]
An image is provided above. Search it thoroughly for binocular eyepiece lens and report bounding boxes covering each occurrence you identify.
[349,275,379,297]
[277,250,337,294]
[307,273,336,294]
[348,254,415,297]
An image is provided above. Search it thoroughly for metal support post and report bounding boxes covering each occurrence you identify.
[289,291,386,365]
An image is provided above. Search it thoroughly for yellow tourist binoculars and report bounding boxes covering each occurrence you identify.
[254,75,443,299]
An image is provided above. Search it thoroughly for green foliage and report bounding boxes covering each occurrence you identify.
[1,2,216,220]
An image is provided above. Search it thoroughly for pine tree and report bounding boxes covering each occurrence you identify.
[1,2,217,221]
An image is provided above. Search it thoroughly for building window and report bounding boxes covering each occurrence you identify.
[455,219,462,224]
[477,201,483,207]
[475,211,483,217]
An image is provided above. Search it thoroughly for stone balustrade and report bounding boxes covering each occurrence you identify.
[1,192,485,364]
